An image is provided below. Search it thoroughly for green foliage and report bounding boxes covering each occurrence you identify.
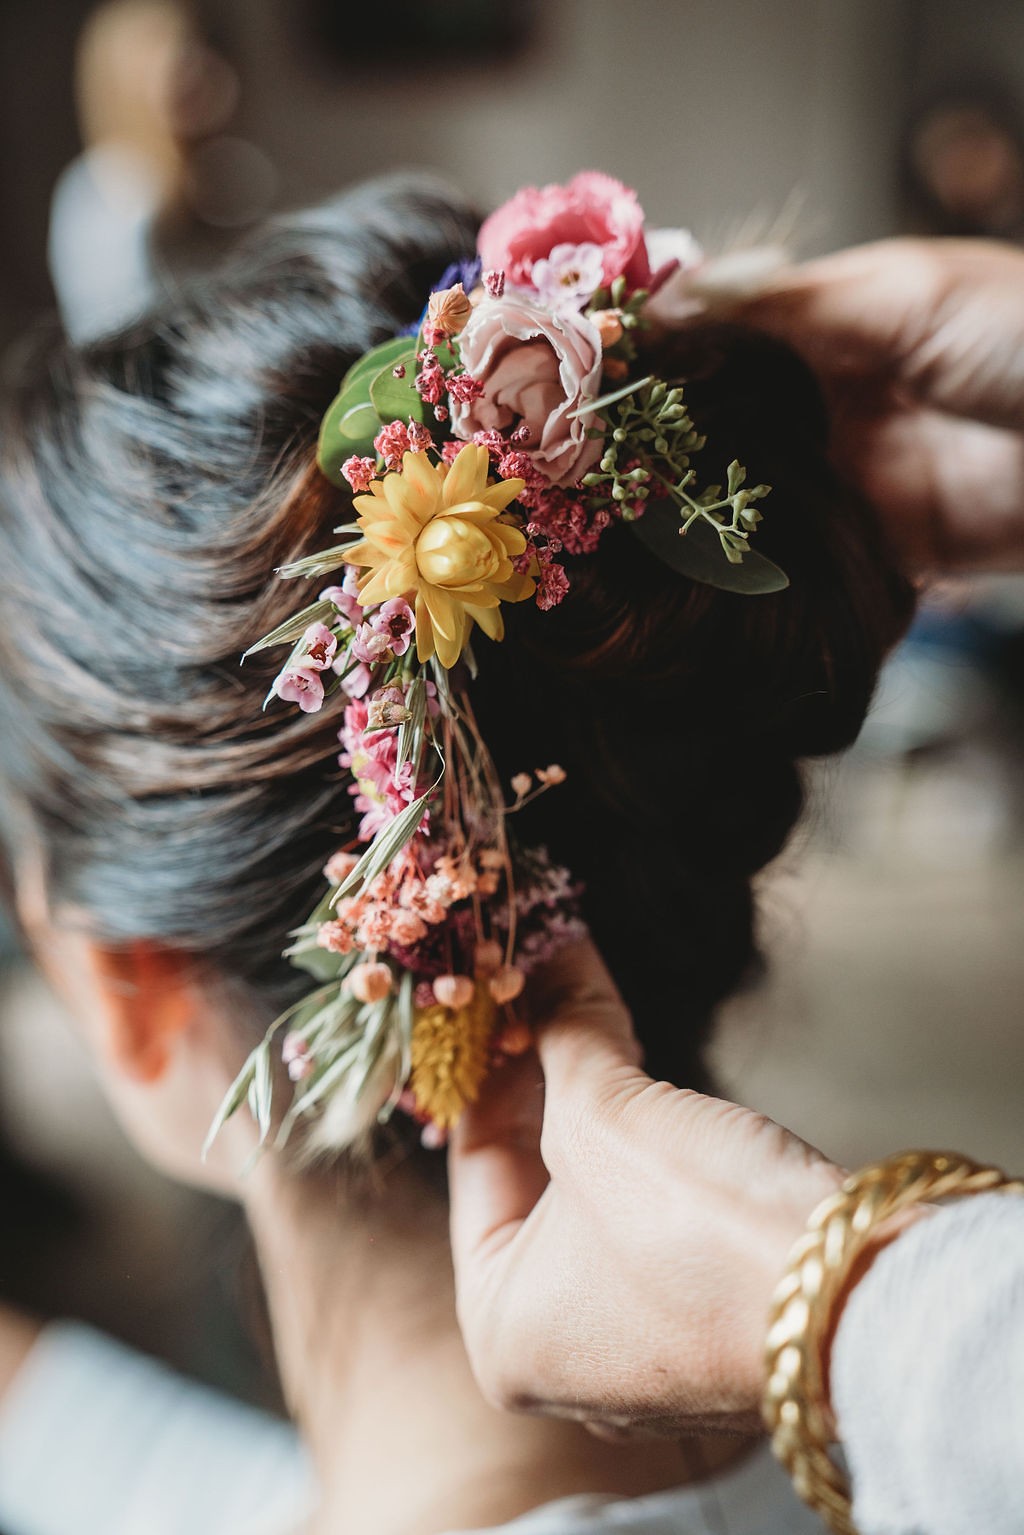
[581,379,788,594]
[317,336,421,483]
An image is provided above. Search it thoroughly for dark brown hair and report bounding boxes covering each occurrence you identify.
[0,177,914,1109]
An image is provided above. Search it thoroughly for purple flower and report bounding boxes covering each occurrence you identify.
[275,666,325,714]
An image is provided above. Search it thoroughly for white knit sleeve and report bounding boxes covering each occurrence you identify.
[830,1191,1024,1535]
[0,1322,315,1535]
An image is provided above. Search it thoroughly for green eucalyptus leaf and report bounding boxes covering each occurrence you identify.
[369,361,426,426]
[343,336,417,393]
[318,394,377,484]
[631,501,789,595]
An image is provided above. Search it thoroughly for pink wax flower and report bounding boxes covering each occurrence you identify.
[340,661,372,699]
[300,622,338,671]
[451,294,603,487]
[352,622,393,666]
[340,455,377,494]
[478,172,651,295]
[374,420,411,470]
[373,597,415,656]
[321,566,364,628]
[275,665,325,714]
[531,241,605,309]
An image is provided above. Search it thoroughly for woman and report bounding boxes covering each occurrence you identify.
[0,175,911,1533]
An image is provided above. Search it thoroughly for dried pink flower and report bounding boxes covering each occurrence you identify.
[349,961,393,1003]
[537,763,567,786]
[511,772,533,797]
[433,974,475,1010]
[324,849,360,885]
[351,622,393,666]
[407,420,434,451]
[414,353,446,406]
[374,420,411,470]
[390,908,428,947]
[474,939,504,976]
[537,561,570,610]
[445,372,485,405]
[317,918,355,955]
[367,685,412,730]
[424,283,473,345]
[483,269,506,298]
[489,965,526,1004]
[340,455,377,493]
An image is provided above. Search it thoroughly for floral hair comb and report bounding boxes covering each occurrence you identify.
[207,172,787,1160]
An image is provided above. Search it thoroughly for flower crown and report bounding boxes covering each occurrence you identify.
[207,172,788,1160]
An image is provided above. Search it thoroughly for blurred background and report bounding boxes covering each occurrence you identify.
[1,0,1024,1419]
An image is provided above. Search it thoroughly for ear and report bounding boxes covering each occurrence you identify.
[84,941,199,1084]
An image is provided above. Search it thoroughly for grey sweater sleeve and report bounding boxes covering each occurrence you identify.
[830,1191,1024,1535]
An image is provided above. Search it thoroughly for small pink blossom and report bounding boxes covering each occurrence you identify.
[390,908,428,947]
[367,685,412,730]
[477,171,651,294]
[374,420,411,470]
[300,622,338,671]
[537,763,567,786]
[531,241,605,309]
[451,295,603,487]
[275,665,325,714]
[483,269,506,298]
[349,961,393,1003]
[324,849,360,885]
[322,566,364,628]
[356,904,394,953]
[340,455,377,493]
[433,974,475,1010]
[511,772,532,797]
[537,560,570,610]
[407,420,434,451]
[374,598,415,656]
[341,662,373,699]
[352,622,394,666]
[317,918,356,955]
[282,1034,314,1081]
[414,353,446,406]
[445,372,485,405]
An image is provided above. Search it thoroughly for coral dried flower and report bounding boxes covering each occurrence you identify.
[342,445,534,669]
[409,984,496,1130]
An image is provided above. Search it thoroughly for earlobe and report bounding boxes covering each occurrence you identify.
[89,943,197,1085]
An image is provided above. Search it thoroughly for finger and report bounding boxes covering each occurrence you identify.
[831,402,1024,573]
[737,238,1024,430]
[448,1046,549,1268]
[526,938,646,1102]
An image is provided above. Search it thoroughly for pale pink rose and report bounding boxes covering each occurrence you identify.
[451,295,603,487]
[478,172,651,293]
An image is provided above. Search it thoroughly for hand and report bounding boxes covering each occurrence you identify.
[448,942,841,1436]
[738,238,1024,573]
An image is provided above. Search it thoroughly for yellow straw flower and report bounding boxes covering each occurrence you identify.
[342,444,535,669]
[409,983,497,1130]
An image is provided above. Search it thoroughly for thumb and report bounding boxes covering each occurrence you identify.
[527,939,645,1102]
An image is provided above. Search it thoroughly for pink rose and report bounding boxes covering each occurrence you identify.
[450,295,603,487]
[478,171,650,295]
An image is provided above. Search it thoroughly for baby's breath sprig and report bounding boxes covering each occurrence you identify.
[581,379,771,565]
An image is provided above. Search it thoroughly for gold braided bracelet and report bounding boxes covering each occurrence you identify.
[762,1149,1024,1535]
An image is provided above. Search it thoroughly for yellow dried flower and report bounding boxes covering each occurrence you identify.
[409,983,497,1130]
[343,445,534,670]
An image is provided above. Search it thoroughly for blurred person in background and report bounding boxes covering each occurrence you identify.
[48,0,272,343]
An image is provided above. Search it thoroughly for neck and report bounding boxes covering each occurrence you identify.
[246,1157,745,1535]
